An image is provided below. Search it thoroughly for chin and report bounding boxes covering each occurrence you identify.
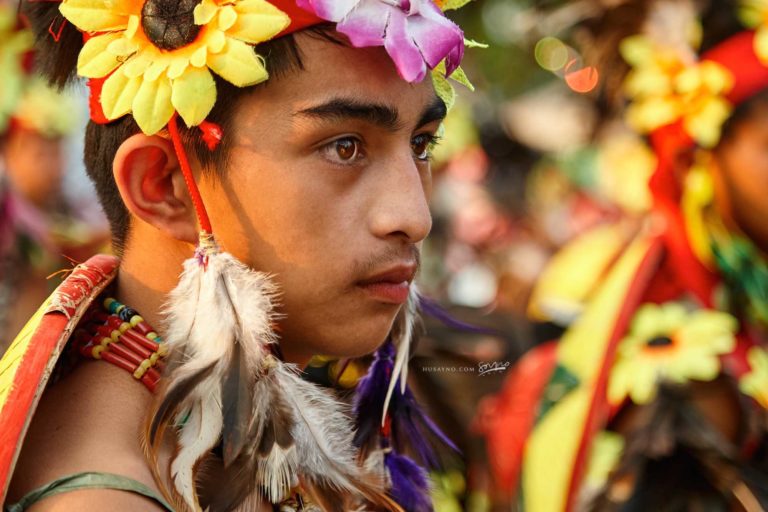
[315,316,396,359]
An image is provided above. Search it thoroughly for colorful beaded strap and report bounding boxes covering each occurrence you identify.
[74,298,166,392]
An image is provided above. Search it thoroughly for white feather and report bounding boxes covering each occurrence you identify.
[256,444,298,503]
[381,285,420,425]
[160,237,279,511]
[273,362,370,493]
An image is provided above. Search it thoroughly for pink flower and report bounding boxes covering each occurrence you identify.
[296,0,464,82]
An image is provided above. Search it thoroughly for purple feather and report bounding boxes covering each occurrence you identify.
[353,339,460,470]
[352,341,395,454]
[388,375,461,469]
[385,448,433,512]
[418,295,498,335]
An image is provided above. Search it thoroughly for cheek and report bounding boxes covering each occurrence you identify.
[205,150,366,308]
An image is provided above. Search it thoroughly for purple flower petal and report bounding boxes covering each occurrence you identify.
[383,8,428,82]
[300,0,466,83]
[336,2,390,47]
[408,0,465,71]
[296,0,359,22]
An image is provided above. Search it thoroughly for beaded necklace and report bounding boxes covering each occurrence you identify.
[74,298,166,392]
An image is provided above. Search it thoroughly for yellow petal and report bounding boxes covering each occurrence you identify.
[78,33,123,78]
[190,45,208,68]
[132,76,174,135]
[218,6,238,31]
[101,70,141,120]
[59,0,132,32]
[168,58,189,79]
[206,30,226,54]
[229,0,290,44]
[123,52,152,78]
[208,38,268,86]
[145,60,169,82]
[194,0,219,25]
[171,67,216,127]
[619,35,654,67]
[107,37,138,57]
[125,14,140,38]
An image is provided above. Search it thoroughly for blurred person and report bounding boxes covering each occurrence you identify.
[0,5,90,351]
[476,1,768,511]
[0,0,481,511]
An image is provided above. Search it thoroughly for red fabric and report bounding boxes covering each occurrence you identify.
[705,31,768,105]
[270,0,324,37]
[473,341,559,496]
[648,124,719,307]
[0,255,119,501]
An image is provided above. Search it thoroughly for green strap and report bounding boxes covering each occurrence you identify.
[5,471,175,511]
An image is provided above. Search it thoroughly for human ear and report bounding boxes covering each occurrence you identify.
[113,133,198,244]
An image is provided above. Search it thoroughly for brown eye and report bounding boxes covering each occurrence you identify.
[321,136,363,165]
[335,138,359,161]
[411,133,436,161]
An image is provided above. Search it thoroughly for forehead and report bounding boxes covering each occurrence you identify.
[240,32,439,121]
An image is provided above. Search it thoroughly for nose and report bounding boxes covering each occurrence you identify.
[368,152,432,244]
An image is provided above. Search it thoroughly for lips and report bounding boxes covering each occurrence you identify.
[357,264,417,305]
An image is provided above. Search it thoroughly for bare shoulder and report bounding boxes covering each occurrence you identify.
[8,363,164,506]
[25,488,170,512]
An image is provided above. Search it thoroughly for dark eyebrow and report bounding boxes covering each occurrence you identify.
[417,96,447,129]
[295,98,401,131]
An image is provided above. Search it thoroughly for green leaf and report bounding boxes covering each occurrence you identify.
[432,65,456,112]
[440,0,472,10]
[464,38,489,49]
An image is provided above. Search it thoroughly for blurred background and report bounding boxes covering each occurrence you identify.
[0,0,754,510]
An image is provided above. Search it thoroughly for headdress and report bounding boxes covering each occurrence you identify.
[27,0,477,509]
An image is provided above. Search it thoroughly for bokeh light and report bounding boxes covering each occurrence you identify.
[534,36,569,72]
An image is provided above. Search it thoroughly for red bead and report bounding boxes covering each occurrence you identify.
[120,330,156,357]
[101,351,138,374]
[133,322,153,337]
[108,342,144,365]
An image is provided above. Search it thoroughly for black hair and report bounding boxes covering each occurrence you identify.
[22,0,337,253]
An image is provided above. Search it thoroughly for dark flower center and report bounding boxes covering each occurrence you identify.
[646,336,674,347]
[141,0,202,51]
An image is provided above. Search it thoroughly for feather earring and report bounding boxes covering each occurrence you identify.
[146,236,279,510]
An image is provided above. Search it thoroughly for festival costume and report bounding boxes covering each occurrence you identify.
[476,8,768,512]
[0,0,477,510]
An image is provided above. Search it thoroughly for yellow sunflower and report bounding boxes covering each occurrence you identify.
[621,35,734,148]
[608,302,737,405]
[60,0,290,134]
[739,346,768,408]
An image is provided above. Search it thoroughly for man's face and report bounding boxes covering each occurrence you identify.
[713,101,768,253]
[200,33,445,362]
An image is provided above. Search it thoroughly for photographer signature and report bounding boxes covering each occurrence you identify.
[477,361,511,376]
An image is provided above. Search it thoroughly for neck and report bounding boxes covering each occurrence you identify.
[117,224,312,369]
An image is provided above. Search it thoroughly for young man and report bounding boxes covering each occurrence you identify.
[477,3,768,511]
[1,1,473,510]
